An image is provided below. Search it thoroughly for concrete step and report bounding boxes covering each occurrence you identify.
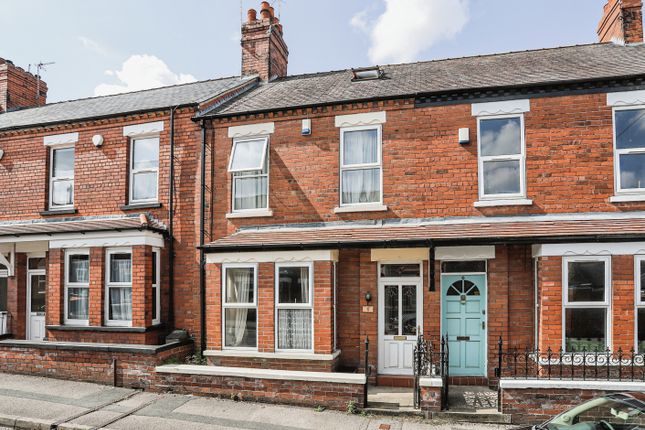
[432,410,512,424]
[363,406,425,418]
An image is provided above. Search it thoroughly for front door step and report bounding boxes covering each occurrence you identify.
[363,404,424,418]
[432,411,512,424]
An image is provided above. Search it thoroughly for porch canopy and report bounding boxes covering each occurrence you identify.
[203,212,645,253]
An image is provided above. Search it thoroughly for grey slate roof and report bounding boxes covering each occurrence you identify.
[208,43,645,116]
[0,76,256,131]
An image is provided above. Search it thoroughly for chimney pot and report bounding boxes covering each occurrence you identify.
[247,8,257,22]
[260,1,271,19]
[241,2,288,81]
[269,6,275,18]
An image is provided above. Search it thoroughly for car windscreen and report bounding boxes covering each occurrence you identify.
[544,396,645,430]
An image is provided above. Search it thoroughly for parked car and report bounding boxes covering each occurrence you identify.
[514,392,645,430]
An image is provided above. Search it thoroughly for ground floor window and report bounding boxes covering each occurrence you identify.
[223,265,257,349]
[637,256,645,352]
[563,257,610,352]
[152,249,160,325]
[276,263,313,351]
[65,251,90,325]
[106,249,133,326]
[0,264,6,312]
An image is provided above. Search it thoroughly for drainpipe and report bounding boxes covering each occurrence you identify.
[168,106,177,329]
[199,121,207,355]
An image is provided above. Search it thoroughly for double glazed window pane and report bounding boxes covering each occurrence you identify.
[565,308,606,351]
[615,109,645,150]
[341,168,380,204]
[567,261,605,302]
[229,139,267,172]
[67,288,89,320]
[109,287,132,321]
[480,118,522,156]
[277,309,312,350]
[109,254,132,283]
[619,153,645,190]
[278,266,309,304]
[233,174,267,210]
[483,160,520,195]
[132,172,158,201]
[343,129,379,165]
[30,275,46,313]
[53,147,75,177]
[68,255,89,284]
[639,308,645,353]
[0,278,6,312]
[132,138,159,170]
[224,308,257,348]
[225,268,254,304]
[52,180,74,206]
[380,264,420,277]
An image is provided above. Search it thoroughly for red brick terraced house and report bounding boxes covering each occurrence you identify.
[2,0,645,424]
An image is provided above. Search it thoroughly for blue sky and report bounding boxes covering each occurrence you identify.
[1,0,607,102]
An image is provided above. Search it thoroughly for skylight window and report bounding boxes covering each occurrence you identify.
[351,66,384,82]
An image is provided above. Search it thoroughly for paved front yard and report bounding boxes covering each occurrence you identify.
[0,373,515,429]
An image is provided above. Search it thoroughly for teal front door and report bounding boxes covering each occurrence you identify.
[441,274,486,377]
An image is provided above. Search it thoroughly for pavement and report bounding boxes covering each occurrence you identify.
[0,373,517,430]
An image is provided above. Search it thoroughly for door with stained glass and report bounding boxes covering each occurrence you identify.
[378,263,423,375]
[27,257,47,341]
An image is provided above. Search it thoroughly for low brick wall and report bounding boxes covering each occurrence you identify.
[0,340,193,389]
[46,326,166,345]
[205,353,339,372]
[500,379,645,424]
[419,377,443,412]
[154,364,366,410]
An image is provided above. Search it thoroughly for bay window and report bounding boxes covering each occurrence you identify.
[106,249,132,326]
[130,137,159,204]
[65,251,90,325]
[637,256,645,352]
[228,137,269,212]
[276,263,313,351]
[223,265,257,349]
[50,146,75,209]
[563,257,611,352]
[477,115,526,199]
[340,126,382,206]
[614,108,645,195]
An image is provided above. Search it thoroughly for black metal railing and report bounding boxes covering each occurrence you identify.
[496,337,645,381]
[413,334,449,410]
[364,336,370,408]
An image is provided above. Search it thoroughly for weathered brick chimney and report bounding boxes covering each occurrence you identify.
[598,0,644,44]
[0,58,48,113]
[241,1,288,81]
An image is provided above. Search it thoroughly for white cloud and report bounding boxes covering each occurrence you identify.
[79,36,108,56]
[94,54,197,96]
[351,0,469,64]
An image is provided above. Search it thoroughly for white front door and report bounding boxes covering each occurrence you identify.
[27,272,46,341]
[378,263,423,375]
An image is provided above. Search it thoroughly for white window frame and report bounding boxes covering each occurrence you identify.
[477,114,527,201]
[129,136,160,205]
[274,262,314,353]
[49,144,75,210]
[229,137,270,213]
[152,248,161,325]
[612,106,645,196]
[64,249,90,326]
[339,125,383,207]
[105,247,133,327]
[635,255,645,352]
[222,263,258,350]
[562,256,612,352]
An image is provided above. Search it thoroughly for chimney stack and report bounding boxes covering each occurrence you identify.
[598,0,644,44]
[241,2,289,82]
[0,58,48,113]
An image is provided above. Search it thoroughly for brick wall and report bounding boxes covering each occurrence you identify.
[0,342,193,388]
[419,385,443,413]
[0,58,47,113]
[206,355,338,372]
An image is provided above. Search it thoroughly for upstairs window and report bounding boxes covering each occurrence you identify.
[340,126,382,206]
[614,108,645,194]
[50,146,75,209]
[130,137,159,204]
[228,138,269,212]
[477,115,526,199]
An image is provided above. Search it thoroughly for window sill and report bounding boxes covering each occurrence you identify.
[204,349,341,361]
[474,198,533,208]
[46,324,163,333]
[333,204,388,214]
[40,208,77,216]
[226,209,273,219]
[120,202,162,211]
[609,194,645,203]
